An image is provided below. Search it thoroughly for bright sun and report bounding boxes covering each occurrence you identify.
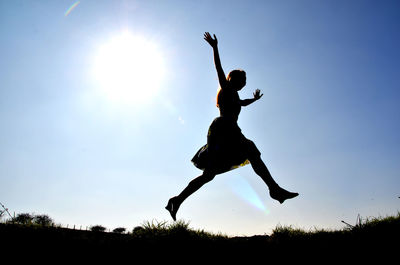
[92,31,166,105]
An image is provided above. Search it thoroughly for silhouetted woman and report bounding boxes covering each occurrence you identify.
[166,32,298,221]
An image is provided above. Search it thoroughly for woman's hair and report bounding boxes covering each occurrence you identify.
[226,69,246,84]
[216,69,246,107]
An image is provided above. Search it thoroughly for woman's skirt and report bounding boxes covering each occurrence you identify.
[191,116,261,174]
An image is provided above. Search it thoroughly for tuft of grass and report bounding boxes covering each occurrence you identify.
[131,219,227,240]
[271,224,309,239]
[270,212,400,244]
[271,224,340,237]
[346,212,400,236]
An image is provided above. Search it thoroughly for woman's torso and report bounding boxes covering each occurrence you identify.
[217,87,241,121]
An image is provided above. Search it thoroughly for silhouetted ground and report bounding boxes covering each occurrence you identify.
[1,214,399,262]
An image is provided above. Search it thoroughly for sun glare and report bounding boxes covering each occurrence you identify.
[92,32,166,105]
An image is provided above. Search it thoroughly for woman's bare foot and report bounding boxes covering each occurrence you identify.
[165,197,180,221]
[270,186,299,204]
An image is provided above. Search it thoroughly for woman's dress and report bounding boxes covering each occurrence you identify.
[191,87,260,174]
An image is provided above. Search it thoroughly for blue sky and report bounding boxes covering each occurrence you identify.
[1,0,399,235]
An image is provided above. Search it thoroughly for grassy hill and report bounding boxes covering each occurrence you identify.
[1,213,399,262]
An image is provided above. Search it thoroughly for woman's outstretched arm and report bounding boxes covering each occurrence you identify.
[240,89,264,106]
[204,32,228,89]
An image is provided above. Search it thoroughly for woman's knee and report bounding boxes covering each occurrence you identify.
[248,154,266,173]
[246,140,261,158]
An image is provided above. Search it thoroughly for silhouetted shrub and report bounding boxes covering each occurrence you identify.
[33,214,54,226]
[90,225,106,232]
[113,227,126,234]
[11,213,55,226]
[132,226,144,235]
[13,213,34,225]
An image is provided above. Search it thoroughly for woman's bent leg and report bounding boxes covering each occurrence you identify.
[166,170,216,221]
[248,154,279,188]
[249,155,298,204]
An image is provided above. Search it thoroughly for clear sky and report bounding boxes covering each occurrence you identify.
[1,0,399,235]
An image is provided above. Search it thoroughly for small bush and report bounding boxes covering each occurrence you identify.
[13,213,34,225]
[33,214,54,226]
[113,227,126,234]
[90,225,107,232]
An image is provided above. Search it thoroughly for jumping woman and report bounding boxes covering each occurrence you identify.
[166,32,298,221]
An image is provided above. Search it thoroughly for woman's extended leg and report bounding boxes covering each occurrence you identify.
[166,170,216,221]
[249,155,298,204]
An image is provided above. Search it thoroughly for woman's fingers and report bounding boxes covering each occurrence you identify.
[254,89,263,99]
[204,32,217,47]
[204,32,215,41]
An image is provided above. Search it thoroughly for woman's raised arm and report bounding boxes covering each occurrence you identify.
[204,32,227,89]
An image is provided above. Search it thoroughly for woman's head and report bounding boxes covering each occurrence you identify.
[227,69,246,91]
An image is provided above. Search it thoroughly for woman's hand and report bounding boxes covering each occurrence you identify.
[253,89,264,100]
[241,89,264,106]
[204,32,218,48]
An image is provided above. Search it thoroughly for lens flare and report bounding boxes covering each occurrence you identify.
[65,1,80,17]
[229,175,269,214]
[160,99,185,125]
